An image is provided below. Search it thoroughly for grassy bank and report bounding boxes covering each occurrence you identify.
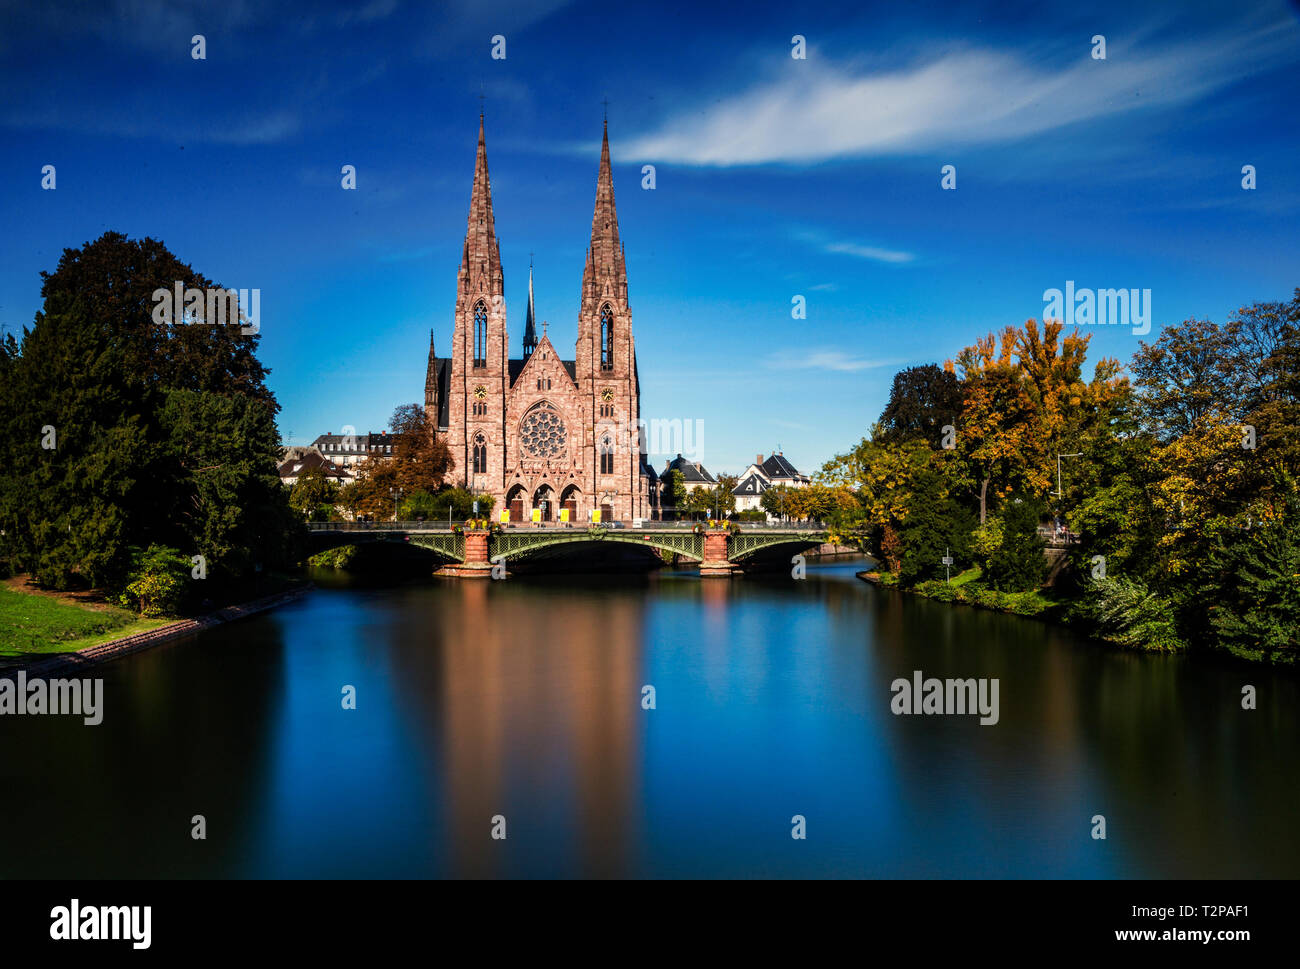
[861,565,1295,664]
[0,584,170,658]
[867,566,1063,617]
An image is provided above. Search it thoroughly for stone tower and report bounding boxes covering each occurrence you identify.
[576,119,642,519]
[446,113,508,492]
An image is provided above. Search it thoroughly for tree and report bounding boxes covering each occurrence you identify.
[387,403,453,493]
[290,467,338,518]
[1201,483,1300,660]
[897,468,975,586]
[116,544,191,617]
[661,469,686,518]
[878,364,962,448]
[0,234,299,590]
[984,496,1047,592]
[1131,318,1237,442]
[951,325,1039,524]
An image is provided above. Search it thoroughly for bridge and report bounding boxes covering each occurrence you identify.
[305,521,840,577]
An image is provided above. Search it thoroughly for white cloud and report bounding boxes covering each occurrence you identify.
[771,351,899,372]
[622,19,1299,166]
[824,241,914,264]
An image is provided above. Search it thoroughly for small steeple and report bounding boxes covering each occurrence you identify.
[423,328,438,416]
[523,256,537,357]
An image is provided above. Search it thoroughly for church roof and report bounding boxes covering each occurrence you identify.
[507,356,577,387]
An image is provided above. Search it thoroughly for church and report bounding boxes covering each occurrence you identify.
[424,115,658,523]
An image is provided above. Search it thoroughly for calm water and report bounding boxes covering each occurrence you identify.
[2,557,1296,878]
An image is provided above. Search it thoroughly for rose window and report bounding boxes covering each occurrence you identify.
[519,404,567,458]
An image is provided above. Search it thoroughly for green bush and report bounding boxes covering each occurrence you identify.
[1076,575,1185,652]
[308,545,357,569]
[115,544,190,617]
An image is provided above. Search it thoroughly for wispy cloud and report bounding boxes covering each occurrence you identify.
[770,350,901,372]
[824,241,914,264]
[795,228,915,265]
[622,18,1299,166]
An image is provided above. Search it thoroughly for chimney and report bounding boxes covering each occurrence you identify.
[756,454,763,465]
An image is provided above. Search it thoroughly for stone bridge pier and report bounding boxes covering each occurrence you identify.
[698,527,736,577]
[436,529,494,578]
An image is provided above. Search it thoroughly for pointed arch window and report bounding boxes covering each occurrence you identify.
[473,433,487,474]
[473,301,488,368]
[600,304,614,371]
[600,435,615,475]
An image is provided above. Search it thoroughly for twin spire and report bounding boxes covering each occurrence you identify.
[460,114,503,300]
[462,113,625,355]
[582,118,627,308]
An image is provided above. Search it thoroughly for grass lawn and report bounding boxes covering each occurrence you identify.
[0,585,170,658]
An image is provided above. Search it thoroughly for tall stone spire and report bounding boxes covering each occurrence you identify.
[459,112,503,301]
[581,118,627,307]
[448,112,508,491]
[523,257,537,357]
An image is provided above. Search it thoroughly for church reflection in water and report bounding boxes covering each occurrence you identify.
[405,579,646,877]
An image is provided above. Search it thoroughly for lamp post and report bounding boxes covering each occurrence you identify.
[390,487,403,523]
[1055,452,1083,498]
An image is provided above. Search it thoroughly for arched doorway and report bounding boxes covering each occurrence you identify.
[599,493,614,523]
[533,484,556,522]
[559,484,581,523]
[506,484,526,523]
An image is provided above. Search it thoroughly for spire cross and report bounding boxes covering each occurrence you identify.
[601,96,610,121]
[478,85,485,117]
[542,320,548,337]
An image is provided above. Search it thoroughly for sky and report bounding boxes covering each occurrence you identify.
[2,0,1299,476]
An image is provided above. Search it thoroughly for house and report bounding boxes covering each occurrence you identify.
[311,431,402,468]
[277,450,355,488]
[663,454,716,493]
[734,451,811,517]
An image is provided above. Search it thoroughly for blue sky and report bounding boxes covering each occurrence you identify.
[2,0,1299,476]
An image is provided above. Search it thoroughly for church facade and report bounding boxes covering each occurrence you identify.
[424,116,657,523]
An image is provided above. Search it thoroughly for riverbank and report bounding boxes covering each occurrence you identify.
[1,582,313,676]
[857,566,1295,665]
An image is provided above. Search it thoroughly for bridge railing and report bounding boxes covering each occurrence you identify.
[306,521,457,532]
[306,519,833,533]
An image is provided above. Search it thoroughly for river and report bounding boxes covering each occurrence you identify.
[2,556,1296,878]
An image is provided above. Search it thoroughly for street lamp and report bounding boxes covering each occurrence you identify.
[390,487,403,522]
[1055,452,1083,498]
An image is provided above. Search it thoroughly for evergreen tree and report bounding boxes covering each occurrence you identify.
[1203,486,1300,660]
[985,496,1048,592]
[897,469,975,585]
[0,234,298,591]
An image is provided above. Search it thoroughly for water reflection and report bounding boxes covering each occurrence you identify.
[0,558,1296,878]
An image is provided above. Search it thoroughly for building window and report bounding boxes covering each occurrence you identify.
[473,300,487,368]
[473,434,487,474]
[600,304,614,370]
[600,436,614,474]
